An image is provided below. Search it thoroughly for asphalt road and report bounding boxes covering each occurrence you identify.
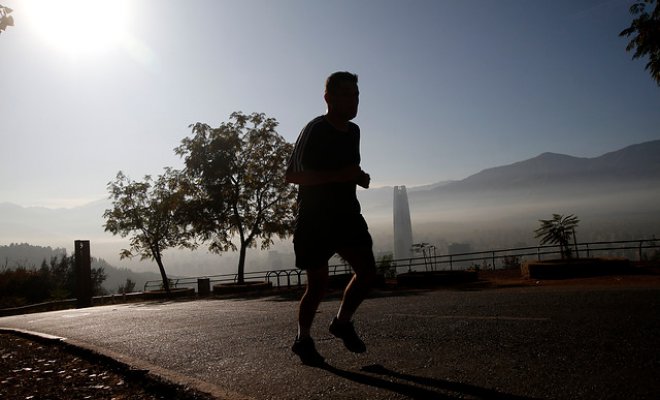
[1,285,659,400]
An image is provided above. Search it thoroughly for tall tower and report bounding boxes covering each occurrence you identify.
[393,186,413,260]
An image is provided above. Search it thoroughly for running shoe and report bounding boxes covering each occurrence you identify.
[329,317,367,353]
[291,336,325,366]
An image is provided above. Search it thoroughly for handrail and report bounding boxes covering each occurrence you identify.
[143,237,659,291]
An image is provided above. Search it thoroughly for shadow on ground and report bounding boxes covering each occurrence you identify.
[310,362,540,400]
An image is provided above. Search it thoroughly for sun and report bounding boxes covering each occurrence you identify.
[24,0,130,56]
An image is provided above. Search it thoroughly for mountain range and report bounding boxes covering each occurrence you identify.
[444,139,660,190]
[357,139,660,255]
[1,139,659,278]
[441,139,655,198]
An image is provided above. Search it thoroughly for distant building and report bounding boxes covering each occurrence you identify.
[393,186,413,260]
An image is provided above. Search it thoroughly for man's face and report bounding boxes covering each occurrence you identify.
[327,81,359,121]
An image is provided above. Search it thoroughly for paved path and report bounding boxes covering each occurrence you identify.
[2,285,660,399]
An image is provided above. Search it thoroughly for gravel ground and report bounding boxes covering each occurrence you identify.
[0,333,217,400]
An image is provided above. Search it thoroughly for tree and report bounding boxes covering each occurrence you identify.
[175,112,297,284]
[534,214,580,259]
[0,5,13,36]
[103,168,195,294]
[117,278,136,294]
[377,254,396,279]
[620,0,660,86]
[0,254,106,307]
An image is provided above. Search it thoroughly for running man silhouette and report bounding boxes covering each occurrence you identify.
[286,71,377,365]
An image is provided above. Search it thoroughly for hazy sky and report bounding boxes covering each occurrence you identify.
[2,0,659,208]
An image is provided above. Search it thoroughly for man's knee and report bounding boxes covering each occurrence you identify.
[353,251,376,274]
[345,251,376,284]
[356,265,376,287]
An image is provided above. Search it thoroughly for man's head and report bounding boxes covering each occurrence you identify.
[324,71,359,122]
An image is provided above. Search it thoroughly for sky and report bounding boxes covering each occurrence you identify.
[1,0,659,209]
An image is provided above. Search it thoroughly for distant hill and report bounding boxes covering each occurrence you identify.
[359,139,660,207]
[447,140,660,191]
[0,243,67,268]
[0,243,161,294]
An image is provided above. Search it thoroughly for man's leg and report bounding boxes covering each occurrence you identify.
[297,265,329,339]
[335,246,376,323]
[292,265,328,365]
[329,246,376,353]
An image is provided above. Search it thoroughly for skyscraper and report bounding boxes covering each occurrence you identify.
[393,186,413,260]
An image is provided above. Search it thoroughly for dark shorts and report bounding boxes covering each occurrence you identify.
[293,213,373,270]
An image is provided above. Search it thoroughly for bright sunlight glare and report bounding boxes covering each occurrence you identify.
[24,0,130,56]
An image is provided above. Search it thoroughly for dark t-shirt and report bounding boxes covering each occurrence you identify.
[288,116,362,219]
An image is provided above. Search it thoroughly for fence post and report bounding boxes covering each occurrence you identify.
[74,240,92,308]
[197,277,210,297]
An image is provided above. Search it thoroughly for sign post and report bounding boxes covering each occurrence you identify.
[74,240,92,308]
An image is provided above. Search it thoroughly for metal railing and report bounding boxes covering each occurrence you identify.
[143,237,659,292]
[412,238,660,272]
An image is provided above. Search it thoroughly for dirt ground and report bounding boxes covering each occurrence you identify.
[0,332,216,400]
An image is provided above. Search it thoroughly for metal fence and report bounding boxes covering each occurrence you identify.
[143,238,659,292]
[394,238,660,273]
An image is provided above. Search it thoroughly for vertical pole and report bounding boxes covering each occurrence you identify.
[572,229,579,259]
[197,277,210,297]
[74,240,92,308]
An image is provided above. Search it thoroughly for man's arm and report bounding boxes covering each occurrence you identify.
[286,164,369,187]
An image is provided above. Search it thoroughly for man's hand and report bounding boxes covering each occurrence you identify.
[337,165,362,182]
[339,165,370,188]
[357,171,370,189]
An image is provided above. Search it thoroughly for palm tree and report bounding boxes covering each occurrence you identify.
[534,214,580,259]
[620,0,660,86]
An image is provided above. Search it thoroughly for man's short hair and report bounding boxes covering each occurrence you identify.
[325,71,358,95]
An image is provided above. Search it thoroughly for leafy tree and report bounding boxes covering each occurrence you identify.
[117,278,136,294]
[377,254,396,278]
[0,255,106,307]
[0,5,13,36]
[534,214,580,259]
[103,168,195,294]
[620,0,660,86]
[47,255,107,299]
[175,112,297,284]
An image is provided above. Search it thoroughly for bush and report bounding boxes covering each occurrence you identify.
[0,255,106,308]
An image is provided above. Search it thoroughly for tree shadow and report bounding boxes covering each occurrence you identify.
[313,362,539,400]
